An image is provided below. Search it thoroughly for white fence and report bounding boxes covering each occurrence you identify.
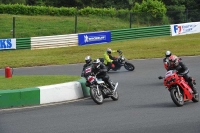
[31,34,78,50]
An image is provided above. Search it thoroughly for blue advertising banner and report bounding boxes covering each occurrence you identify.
[78,31,111,46]
[0,39,16,50]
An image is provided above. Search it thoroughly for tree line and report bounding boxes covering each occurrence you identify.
[0,0,199,10]
[1,0,200,23]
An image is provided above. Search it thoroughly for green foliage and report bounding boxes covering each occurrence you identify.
[166,5,186,23]
[132,0,167,25]
[0,4,77,16]
[0,0,26,4]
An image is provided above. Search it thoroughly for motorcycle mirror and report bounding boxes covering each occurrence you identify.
[158,76,163,79]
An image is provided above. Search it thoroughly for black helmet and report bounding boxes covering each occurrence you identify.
[85,56,92,64]
[165,51,171,58]
[93,59,101,69]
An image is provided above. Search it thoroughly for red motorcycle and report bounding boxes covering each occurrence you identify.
[159,70,199,107]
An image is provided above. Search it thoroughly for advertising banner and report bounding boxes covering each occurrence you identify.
[78,31,111,46]
[171,22,200,36]
[0,39,16,50]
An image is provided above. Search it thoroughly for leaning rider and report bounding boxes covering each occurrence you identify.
[103,48,121,70]
[92,59,115,93]
[168,55,198,94]
[81,56,92,77]
[163,50,181,70]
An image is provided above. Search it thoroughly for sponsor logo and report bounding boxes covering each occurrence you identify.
[0,39,12,49]
[174,24,197,34]
[84,35,106,43]
[174,25,182,34]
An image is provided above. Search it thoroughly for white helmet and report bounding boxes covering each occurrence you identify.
[107,48,112,54]
[165,51,171,57]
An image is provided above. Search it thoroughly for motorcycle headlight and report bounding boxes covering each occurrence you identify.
[121,56,125,61]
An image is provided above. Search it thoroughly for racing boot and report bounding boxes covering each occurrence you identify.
[189,81,198,94]
[188,78,197,94]
[107,80,115,95]
[192,86,198,95]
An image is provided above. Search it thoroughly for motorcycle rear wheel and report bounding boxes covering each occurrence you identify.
[124,62,135,71]
[170,88,184,107]
[90,87,104,105]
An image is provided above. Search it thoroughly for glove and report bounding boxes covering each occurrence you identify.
[117,50,122,54]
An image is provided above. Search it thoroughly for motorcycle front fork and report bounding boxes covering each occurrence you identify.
[96,85,101,95]
[176,85,182,97]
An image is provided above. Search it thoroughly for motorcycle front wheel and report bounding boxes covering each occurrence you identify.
[170,88,184,107]
[90,86,104,105]
[124,62,135,71]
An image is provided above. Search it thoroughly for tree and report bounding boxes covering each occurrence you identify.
[132,0,167,22]
[1,0,26,4]
[162,0,186,23]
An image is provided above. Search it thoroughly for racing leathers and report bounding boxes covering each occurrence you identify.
[91,62,115,91]
[168,62,197,94]
[81,62,92,77]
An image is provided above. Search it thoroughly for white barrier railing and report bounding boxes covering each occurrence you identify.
[31,34,78,50]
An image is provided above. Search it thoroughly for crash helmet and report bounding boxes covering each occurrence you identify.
[165,51,171,58]
[85,56,92,64]
[107,48,112,54]
[93,59,101,69]
[168,55,179,67]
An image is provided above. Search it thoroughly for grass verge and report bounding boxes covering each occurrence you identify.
[0,75,80,90]
[1,33,200,69]
[0,14,129,39]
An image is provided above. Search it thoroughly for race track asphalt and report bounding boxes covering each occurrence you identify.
[0,56,200,133]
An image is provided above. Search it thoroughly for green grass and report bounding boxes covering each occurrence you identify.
[1,33,200,69]
[0,14,130,39]
[0,75,80,90]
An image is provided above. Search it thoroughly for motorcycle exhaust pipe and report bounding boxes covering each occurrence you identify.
[113,82,118,92]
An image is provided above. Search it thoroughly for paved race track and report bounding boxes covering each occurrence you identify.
[0,56,200,133]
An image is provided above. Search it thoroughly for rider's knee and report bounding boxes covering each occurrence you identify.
[188,77,193,82]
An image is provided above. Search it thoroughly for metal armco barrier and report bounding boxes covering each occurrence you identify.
[16,38,31,50]
[111,25,171,41]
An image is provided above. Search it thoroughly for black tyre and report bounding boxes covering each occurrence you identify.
[124,62,135,71]
[170,88,184,107]
[90,86,104,105]
[192,93,199,102]
[111,91,119,101]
